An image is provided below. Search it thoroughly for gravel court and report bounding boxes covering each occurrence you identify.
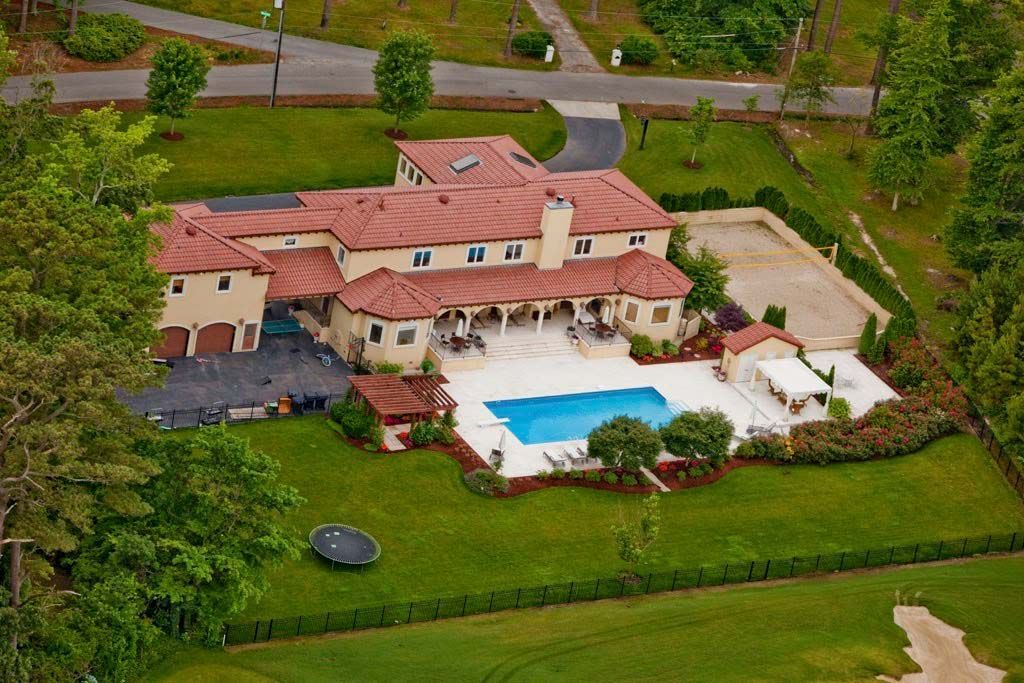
[688,221,873,340]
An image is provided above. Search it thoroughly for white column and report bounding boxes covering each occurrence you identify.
[783,394,793,422]
[500,311,509,337]
[824,389,832,416]
[535,307,545,335]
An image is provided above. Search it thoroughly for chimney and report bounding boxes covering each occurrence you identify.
[537,195,574,269]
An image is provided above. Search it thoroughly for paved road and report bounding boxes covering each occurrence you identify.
[0,0,874,114]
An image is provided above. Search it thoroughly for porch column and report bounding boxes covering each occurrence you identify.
[573,305,582,326]
[535,306,545,335]
[500,310,509,337]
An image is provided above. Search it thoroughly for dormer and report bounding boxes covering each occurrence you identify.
[536,195,574,270]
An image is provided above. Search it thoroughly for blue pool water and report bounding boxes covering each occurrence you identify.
[484,387,681,445]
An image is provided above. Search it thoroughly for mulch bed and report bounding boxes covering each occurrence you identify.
[631,328,725,366]
[50,94,546,116]
[657,457,771,490]
[159,131,184,141]
[626,102,863,123]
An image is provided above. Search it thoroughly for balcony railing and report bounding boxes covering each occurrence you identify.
[428,332,486,359]
[575,323,630,347]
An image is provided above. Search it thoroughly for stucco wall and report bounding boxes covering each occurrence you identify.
[721,336,801,383]
[159,269,268,355]
[325,306,433,370]
[237,232,341,253]
[615,296,686,343]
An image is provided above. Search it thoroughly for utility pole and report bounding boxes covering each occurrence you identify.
[270,0,286,108]
[504,0,522,59]
[779,17,804,121]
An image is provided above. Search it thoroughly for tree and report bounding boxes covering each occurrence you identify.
[448,0,458,22]
[807,0,824,50]
[69,0,80,36]
[321,0,333,28]
[864,0,902,125]
[74,427,304,641]
[944,66,1024,273]
[659,408,734,468]
[373,30,435,131]
[743,94,760,115]
[687,96,715,166]
[0,167,168,665]
[762,304,787,329]
[504,0,522,58]
[781,51,836,121]
[43,104,171,210]
[867,129,932,211]
[587,416,663,471]
[611,494,660,576]
[145,38,210,139]
[665,227,729,312]
[823,0,842,53]
[858,312,877,355]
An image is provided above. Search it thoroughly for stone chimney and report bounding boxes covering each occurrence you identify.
[536,195,574,269]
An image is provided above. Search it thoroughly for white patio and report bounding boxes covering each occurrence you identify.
[444,349,897,477]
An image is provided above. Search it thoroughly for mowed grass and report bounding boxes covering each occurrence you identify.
[135,0,555,69]
[151,556,1024,682]
[134,105,566,201]
[225,418,1022,621]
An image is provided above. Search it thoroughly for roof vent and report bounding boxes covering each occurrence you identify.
[184,223,197,236]
[509,151,537,168]
[545,187,557,197]
[438,194,450,204]
[449,154,481,174]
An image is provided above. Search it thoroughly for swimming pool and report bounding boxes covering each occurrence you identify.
[484,387,681,445]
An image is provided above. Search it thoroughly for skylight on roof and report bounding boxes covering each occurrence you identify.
[509,151,537,168]
[449,154,482,174]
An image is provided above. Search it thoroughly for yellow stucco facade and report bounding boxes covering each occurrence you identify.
[720,336,801,383]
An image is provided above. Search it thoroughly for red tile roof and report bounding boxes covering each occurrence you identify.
[405,251,691,309]
[189,207,342,238]
[263,247,346,300]
[394,135,549,186]
[722,322,804,354]
[293,169,676,250]
[151,214,274,275]
[337,268,441,320]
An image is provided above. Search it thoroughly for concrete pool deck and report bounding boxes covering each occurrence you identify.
[446,350,897,477]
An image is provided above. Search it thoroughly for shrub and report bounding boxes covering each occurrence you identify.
[464,468,510,496]
[585,469,602,482]
[511,31,552,58]
[588,415,663,470]
[620,35,659,65]
[330,401,375,440]
[890,361,925,389]
[569,468,584,480]
[660,407,734,467]
[694,337,709,352]
[622,473,640,486]
[536,470,550,480]
[661,340,679,356]
[367,422,385,449]
[603,471,619,485]
[550,468,566,480]
[376,361,404,375]
[630,334,657,358]
[714,302,748,332]
[420,358,435,374]
[676,469,689,481]
[64,14,146,62]
[859,313,878,355]
[408,420,438,446]
[827,397,852,419]
[754,186,789,217]
[762,304,787,329]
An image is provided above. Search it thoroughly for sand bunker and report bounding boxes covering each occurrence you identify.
[877,606,1005,683]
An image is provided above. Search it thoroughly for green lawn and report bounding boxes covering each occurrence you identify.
[137,105,566,201]
[150,555,1024,681]
[222,418,1022,621]
[135,0,555,69]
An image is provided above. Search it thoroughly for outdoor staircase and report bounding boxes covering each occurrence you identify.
[484,336,579,361]
[667,400,688,416]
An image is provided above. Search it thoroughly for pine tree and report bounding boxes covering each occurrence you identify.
[858,312,877,355]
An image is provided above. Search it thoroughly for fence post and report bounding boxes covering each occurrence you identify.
[747,561,755,581]
[296,615,302,636]
[619,578,626,596]
[593,579,600,600]
[1011,532,1018,552]
[645,573,653,594]
[541,585,549,606]
[789,557,796,577]
[696,567,704,588]
[461,594,468,616]
[889,545,896,564]
[568,581,575,602]
[252,620,260,643]
[267,618,274,641]
[515,588,522,608]
[351,609,359,630]
[250,400,256,422]
[671,569,679,590]
[960,538,968,557]
[721,563,729,585]
[838,552,846,571]
[863,550,870,568]
[762,559,771,580]
[814,554,821,571]
[912,544,920,563]
[379,606,386,626]
[325,611,332,631]
[985,535,992,554]
[936,540,944,560]
[434,598,441,620]
[407,603,414,623]
[487,591,495,612]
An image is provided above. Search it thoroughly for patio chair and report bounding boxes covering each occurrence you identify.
[543,450,568,468]
[790,399,807,416]
[472,336,487,350]
[564,447,587,466]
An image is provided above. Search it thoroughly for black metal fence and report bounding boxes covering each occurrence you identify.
[222,531,1023,645]
[970,415,1024,500]
[144,392,347,430]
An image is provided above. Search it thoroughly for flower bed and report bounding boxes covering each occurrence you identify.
[631,321,725,365]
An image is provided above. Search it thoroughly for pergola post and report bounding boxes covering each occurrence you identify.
[823,388,832,415]
[783,394,793,422]
[500,310,509,336]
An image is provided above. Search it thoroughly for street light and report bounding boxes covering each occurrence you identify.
[270,0,286,108]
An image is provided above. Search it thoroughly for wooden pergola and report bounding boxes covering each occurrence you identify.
[349,374,457,422]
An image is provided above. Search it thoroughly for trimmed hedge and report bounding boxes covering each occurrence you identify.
[511,31,553,59]
[64,13,146,62]
[660,185,916,329]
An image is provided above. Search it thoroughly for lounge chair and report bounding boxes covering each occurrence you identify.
[564,446,587,466]
[543,449,568,468]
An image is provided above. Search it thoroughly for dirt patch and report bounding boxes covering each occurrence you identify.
[683,160,704,170]
[50,94,546,116]
[159,131,185,141]
[383,128,409,140]
[848,211,902,287]
[878,606,1006,682]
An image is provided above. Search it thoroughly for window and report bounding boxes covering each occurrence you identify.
[336,245,347,266]
[399,158,407,176]
[573,237,594,256]
[628,233,647,248]
[650,304,672,325]
[413,172,424,186]
[466,245,486,264]
[283,236,298,247]
[411,249,433,269]
[216,274,232,293]
[504,242,524,262]
[168,276,186,297]
[624,300,640,323]
[367,320,384,346]
[395,323,417,347]
[403,160,416,182]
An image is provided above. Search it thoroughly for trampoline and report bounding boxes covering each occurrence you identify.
[309,524,381,571]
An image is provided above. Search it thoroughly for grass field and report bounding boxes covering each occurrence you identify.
[135,105,566,200]
[135,0,555,69]
[220,418,1022,621]
[150,555,1024,681]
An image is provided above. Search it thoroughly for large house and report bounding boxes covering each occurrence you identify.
[150,136,694,371]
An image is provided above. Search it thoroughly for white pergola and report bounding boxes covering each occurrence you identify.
[749,357,832,420]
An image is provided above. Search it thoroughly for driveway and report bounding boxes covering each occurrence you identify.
[120,327,353,415]
[544,100,626,171]
[0,0,874,114]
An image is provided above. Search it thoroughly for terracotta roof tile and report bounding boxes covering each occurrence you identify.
[338,268,441,320]
[394,135,548,185]
[722,322,804,354]
[191,207,341,238]
[263,247,346,300]
[615,249,694,299]
[151,214,274,275]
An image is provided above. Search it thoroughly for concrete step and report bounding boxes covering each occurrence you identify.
[485,338,579,360]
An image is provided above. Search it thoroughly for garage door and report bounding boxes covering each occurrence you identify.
[152,326,189,358]
[194,323,235,354]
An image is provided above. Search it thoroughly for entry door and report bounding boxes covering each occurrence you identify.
[241,322,259,351]
[736,353,756,382]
